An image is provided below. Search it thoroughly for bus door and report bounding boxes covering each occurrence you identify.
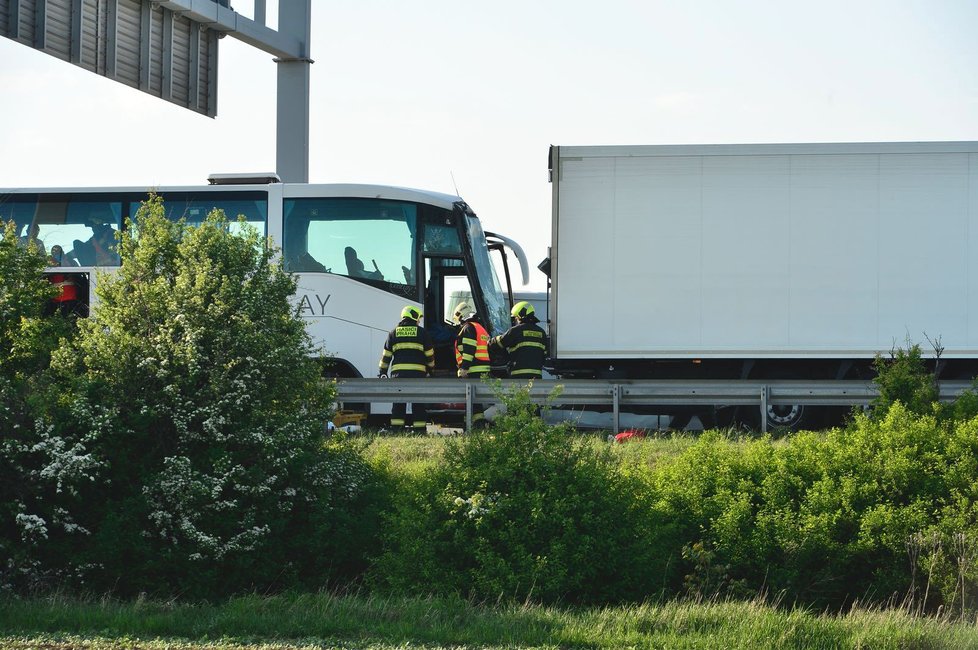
[423,257,467,375]
[417,208,465,375]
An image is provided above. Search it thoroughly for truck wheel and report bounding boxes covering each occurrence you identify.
[765,404,808,431]
[743,368,824,432]
[735,403,819,433]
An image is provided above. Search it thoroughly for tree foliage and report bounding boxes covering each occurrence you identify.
[3,197,364,597]
[0,220,72,592]
[374,385,666,604]
[650,405,978,612]
[871,341,940,419]
[0,219,62,412]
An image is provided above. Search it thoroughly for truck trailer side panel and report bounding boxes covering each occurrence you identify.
[551,142,978,361]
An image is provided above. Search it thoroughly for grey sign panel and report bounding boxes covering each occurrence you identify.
[1,0,218,116]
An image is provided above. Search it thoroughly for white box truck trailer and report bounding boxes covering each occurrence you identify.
[546,141,978,428]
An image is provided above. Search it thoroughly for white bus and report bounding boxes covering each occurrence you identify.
[0,177,528,380]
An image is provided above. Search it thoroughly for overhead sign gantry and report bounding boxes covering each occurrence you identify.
[0,0,311,181]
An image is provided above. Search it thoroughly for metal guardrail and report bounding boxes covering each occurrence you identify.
[335,378,973,432]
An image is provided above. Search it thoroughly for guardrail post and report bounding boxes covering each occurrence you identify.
[612,384,621,434]
[465,382,473,431]
[760,385,769,433]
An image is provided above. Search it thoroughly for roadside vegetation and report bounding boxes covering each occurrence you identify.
[4,204,978,647]
[1,200,379,599]
[4,591,978,649]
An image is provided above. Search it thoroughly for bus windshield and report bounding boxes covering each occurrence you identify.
[465,214,508,334]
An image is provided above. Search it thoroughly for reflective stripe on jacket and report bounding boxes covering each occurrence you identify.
[454,320,491,375]
[491,320,548,378]
[379,318,435,377]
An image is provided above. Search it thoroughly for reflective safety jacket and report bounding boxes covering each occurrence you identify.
[491,318,548,378]
[379,318,435,378]
[454,319,491,376]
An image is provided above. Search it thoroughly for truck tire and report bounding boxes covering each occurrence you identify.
[765,403,808,431]
[737,402,824,433]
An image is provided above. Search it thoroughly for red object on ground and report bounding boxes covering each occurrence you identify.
[614,429,647,443]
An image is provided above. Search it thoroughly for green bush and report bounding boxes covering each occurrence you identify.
[293,432,393,591]
[0,218,57,453]
[5,197,381,598]
[871,341,938,419]
[651,404,978,611]
[648,431,773,600]
[868,337,978,424]
[373,385,669,604]
[0,220,75,592]
[372,385,978,610]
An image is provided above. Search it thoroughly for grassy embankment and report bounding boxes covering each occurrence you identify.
[4,590,978,649]
[361,428,702,475]
[6,432,976,649]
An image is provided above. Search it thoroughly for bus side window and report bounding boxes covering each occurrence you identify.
[290,197,420,301]
[72,205,122,266]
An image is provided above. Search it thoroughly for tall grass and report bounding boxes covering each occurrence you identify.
[604,430,704,469]
[360,432,449,477]
[3,592,978,649]
[360,428,703,475]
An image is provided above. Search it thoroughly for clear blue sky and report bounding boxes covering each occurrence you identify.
[2,0,977,290]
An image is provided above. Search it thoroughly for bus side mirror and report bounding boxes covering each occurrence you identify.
[537,257,551,279]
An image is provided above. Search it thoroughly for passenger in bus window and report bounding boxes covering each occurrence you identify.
[18,223,46,257]
[73,216,120,266]
[344,246,384,281]
[48,244,65,267]
[90,219,120,265]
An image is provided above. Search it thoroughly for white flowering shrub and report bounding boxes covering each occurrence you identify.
[13,196,375,597]
[373,385,664,604]
[0,220,77,592]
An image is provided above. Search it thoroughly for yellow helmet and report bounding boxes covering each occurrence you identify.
[511,300,535,320]
[401,305,422,321]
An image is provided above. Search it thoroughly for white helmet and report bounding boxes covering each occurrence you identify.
[452,301,475,325]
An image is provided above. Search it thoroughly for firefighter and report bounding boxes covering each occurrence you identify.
[452,301,491,427]
[378,305,435,431]
[490,300,549,379]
